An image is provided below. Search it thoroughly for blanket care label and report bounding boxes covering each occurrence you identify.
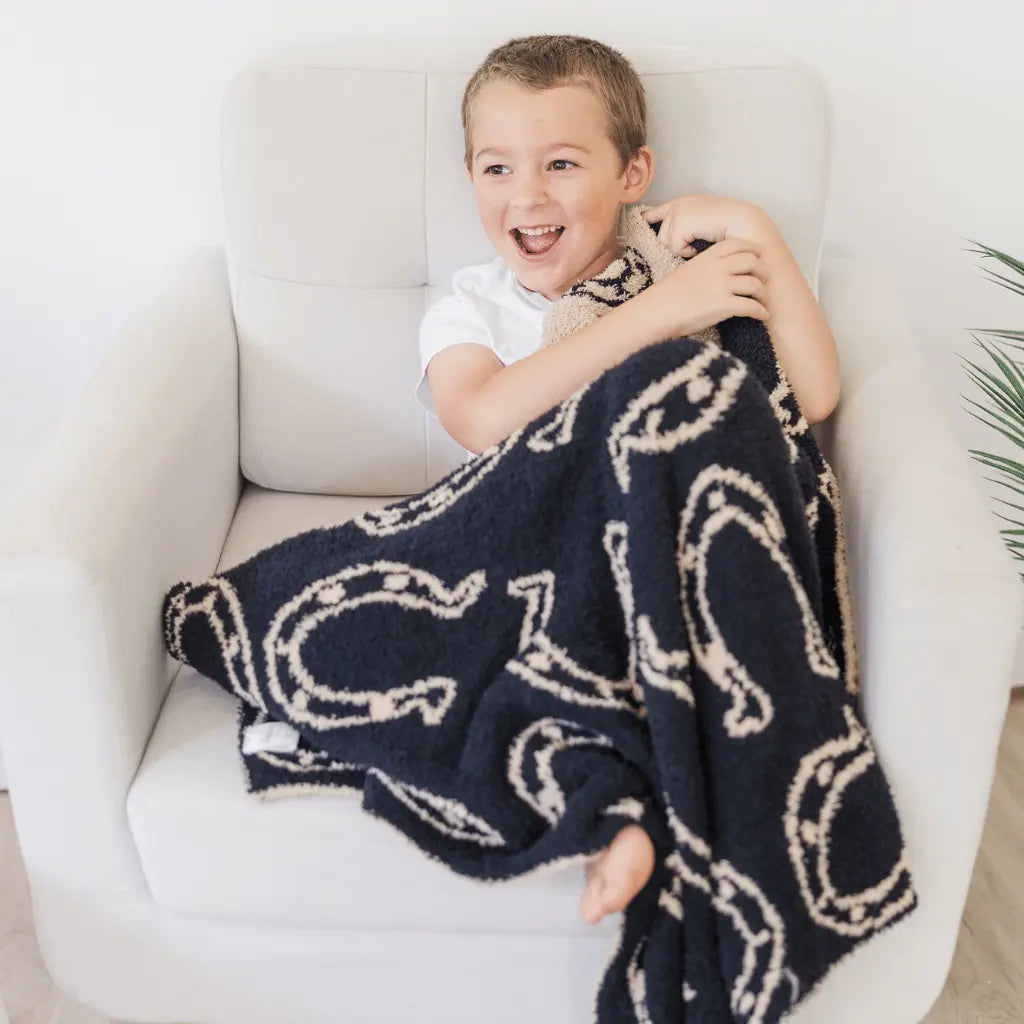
[242,720,301,755]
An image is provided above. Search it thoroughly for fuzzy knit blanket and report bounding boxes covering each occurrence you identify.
[161,204,918,1023]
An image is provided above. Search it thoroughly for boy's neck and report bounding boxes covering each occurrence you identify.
[515,240,625,301]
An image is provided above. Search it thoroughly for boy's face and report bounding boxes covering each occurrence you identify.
[466,80,654,302]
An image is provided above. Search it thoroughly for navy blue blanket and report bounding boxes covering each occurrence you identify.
[162,280,918,1021]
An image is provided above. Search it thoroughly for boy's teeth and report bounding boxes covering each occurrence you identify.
[519,225,563,235]
[517,226,563,255]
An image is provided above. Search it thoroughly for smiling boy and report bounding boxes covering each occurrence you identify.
[414,34,840,926]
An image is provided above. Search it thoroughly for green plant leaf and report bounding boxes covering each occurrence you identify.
[963,238,1024,277]
[961,365,1023,419]
[991,496,1024,514]
[981,475,1024,500]
[962,402,1024,449]
[960,384,1024,437]
[970,449,1024,471]
[982,271,1024,301]
[967,329,1024,344]
[961,238,1024,575]
[974,337,1024,407]
[970,453,1024,483]
[961,393,1024,434]
[961,351,1024,409]
[992,516,1024,530]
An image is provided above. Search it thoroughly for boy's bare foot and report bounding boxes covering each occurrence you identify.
[580,824,655,925]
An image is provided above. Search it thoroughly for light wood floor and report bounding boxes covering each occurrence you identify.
[2,691,1022,1024]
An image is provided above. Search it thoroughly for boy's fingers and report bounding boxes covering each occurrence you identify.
[642,202,669,220]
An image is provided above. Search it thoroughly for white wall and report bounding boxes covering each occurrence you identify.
[1,2,1022,786]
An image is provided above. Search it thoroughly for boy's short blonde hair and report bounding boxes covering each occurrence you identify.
[461,34,648,180]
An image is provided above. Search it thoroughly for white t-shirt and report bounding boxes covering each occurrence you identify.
[416,256,555,459]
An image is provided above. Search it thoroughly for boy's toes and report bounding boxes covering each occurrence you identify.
[581,868,618,924]
[580,826,656,925]
[601,878,631,914]
[580,876,605,924]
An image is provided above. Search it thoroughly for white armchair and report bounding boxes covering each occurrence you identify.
[1,40,1020,1024]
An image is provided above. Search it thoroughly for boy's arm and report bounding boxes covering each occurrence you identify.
[433,219,840,453]
[462,285,671,454]
[750,217,841,425]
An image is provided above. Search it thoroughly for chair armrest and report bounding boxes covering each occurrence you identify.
[797,253,1024,1019]
[0,245,242,898]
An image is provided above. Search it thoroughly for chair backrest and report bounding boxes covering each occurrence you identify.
[220,39,833,496]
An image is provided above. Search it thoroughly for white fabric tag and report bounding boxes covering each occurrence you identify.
[242,720,301,755]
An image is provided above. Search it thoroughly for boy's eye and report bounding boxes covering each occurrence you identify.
[483,159,577,176]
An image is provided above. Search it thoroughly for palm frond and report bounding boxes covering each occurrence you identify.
[969,451,1024,481]
[966,329,1024,345]
[970,336,1024,405]
[981,270,1024,301]
[962,238,1024,277]
[992,515,1024,530]
[990,496,1024,514]
[981,475,1024,499]
[960,241,1024,578]
[961,399,1024,449]
[960,362,1024,419]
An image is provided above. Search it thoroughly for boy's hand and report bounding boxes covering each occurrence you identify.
[641,194,771,258]
[630,236,771,344]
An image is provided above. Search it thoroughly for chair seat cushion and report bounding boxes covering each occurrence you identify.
[127,482,616,936]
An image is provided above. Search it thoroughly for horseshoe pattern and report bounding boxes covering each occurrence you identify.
[677,464,841,737]
[613,801,792,1024]
[625,934,655,1024]
[607,344,748,494]
[507,717,618,825]
[604,521,695,710]
[764,362,860,700]
[163,578,268,712]
[601,796,646,823]
[525,382,593,453]
[262,560,485,730]
[784,705,917,936]
[256,746,359,777]
[658,803,790,1024]
[367,767,506,848]
[353,429,524,535]
[766,372,810,465]
[505,569,646,717]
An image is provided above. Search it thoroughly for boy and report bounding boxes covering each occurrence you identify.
[415,34,840,926]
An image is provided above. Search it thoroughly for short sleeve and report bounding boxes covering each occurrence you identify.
[415,292,497,418]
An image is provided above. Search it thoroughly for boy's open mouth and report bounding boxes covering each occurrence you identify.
[511,226,565,259]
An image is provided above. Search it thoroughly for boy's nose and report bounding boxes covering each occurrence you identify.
[510,173,548,207]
